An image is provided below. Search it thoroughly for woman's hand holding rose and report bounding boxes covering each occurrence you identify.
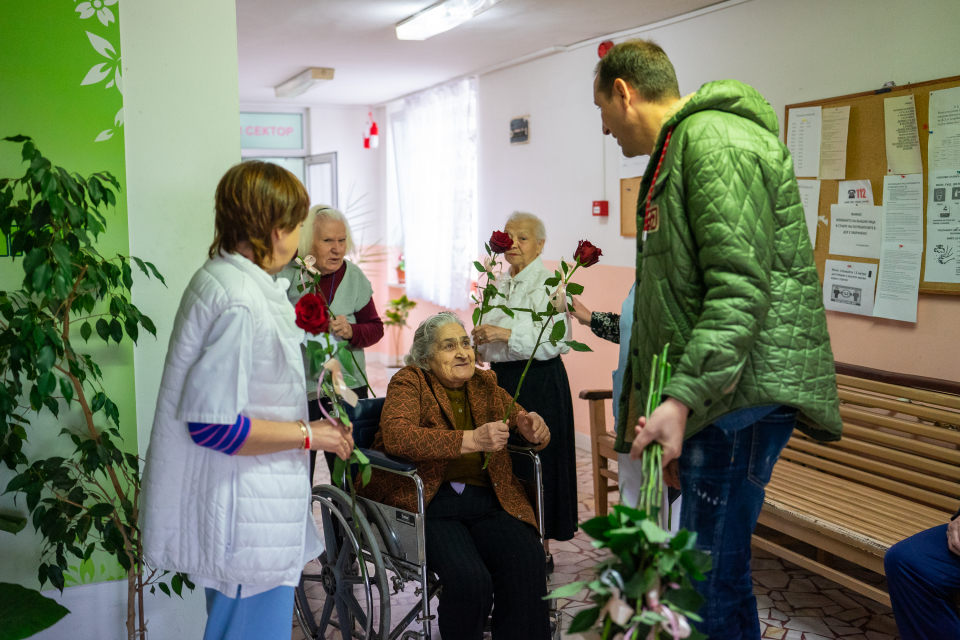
[516,411,550,446]
[471,325,511,346]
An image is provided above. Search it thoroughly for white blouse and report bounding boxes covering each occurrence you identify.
[478,256,571,363]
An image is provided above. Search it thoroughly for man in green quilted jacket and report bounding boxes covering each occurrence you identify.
[594,40,842,638]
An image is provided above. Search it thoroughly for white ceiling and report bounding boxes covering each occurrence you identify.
[236,0,722,107]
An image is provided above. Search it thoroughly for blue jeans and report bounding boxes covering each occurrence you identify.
[885,524,960,639]
[679,408,797,640]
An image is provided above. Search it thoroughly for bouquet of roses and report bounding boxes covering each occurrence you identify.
[546,345,710,640]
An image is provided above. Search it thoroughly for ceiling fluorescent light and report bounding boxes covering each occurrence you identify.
[274,67,335,98]
[396,0,505,41]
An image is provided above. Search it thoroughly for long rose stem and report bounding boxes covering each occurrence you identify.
[348,349,376,398]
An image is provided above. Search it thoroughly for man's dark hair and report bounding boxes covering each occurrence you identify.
[594,39,680,103]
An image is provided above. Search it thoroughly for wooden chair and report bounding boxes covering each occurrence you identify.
[579,389,619,517]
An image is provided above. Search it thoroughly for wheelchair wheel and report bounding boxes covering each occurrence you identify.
[295,485,391,640]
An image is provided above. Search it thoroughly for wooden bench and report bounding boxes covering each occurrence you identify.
[579,364,960,607]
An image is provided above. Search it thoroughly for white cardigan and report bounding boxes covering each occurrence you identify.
[140,253,322,597]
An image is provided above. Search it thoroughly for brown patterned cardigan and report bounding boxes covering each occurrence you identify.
[358,365,545,530]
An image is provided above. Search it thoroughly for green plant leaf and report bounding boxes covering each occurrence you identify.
[124,317,139,344]
[564,340,592,352]
[473,261,485,272]
[662,586,705,613]
[566,282,584,295]
[544,276,560,287]
[37,346,55,371]
[158,582,171,597]
[567,606,599,633]
[86,503,114,519]
[640,519,671,544]
[549,319,566,343]
[0,582,70,639]
[144,261,166,286]
[80,321,92,343]
[472,307,481,326]
[95,318,110,342]
[544,580,587,599]
[140,315,157,337]
[37,372,56,397]
[171,573,183,598]
[109,319,122,344]
[0,513,27,534]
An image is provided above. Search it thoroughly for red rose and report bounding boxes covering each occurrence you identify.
[574,240,602,267]
[295,293,330,335]
[489,230,513,254]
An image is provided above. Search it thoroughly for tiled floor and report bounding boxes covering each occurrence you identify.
[292,364,901,639]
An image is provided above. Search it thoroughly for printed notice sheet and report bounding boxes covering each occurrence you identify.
[873,243,922,323]
[796,179,821,246]
[924,170,960,283]
[620,154,650,180]
[883,95,923,175]
[839,179,874,205]
[882,174,923,245]
[829,205,882,259]
[823,260,876,316]
[786,106,822,178]
[819,106,850,179]
[929,87,960,171]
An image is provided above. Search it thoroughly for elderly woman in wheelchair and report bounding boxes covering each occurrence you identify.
[295,310,557,640]
[366,311,555,639]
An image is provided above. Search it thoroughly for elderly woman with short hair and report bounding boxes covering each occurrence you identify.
[471,211,577,571]
[278,205,384,482]
[360,312,552,640]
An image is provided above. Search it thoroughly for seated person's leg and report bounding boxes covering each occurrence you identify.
[471,503,550,640]
[886,523,960,640]
[425,484,494,640]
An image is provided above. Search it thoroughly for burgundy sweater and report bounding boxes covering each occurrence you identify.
[319,262,384,349]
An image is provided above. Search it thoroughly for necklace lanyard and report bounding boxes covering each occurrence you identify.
[643,126,674,242]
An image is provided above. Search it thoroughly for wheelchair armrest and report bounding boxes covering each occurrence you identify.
[506,443,537,453]
[360,448,418,474]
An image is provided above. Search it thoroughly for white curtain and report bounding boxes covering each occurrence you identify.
[390,77,477,310]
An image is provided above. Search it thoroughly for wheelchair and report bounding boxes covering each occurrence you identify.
[294,397,563,640]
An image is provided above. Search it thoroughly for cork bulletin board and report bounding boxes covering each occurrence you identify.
[786,75,960,296]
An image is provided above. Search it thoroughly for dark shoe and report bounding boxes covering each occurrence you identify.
[545,553,554,575]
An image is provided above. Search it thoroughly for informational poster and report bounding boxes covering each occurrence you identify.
[796,179,821,246]
[829,204,883,259]
[838,179,874,205]
[924,169,960,283]
[873,243,922,323]
[929,87,960,171]
[786,106,822,178]
[823,260,876,316]
[819,106,850,180]
[883,95,923,175]
[882,174,924,245]
[620,154,650,180]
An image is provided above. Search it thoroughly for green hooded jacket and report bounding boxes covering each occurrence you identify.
[615,80,843,453]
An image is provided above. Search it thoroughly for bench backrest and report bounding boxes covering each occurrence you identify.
[784,364,960,516]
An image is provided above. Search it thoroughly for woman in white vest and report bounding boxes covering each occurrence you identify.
[140,162,354,640]
[278,205,384,484]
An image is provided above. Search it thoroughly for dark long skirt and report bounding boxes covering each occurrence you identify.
[491,356,577,542]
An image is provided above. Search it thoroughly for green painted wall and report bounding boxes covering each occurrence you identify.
[0,0,137,588]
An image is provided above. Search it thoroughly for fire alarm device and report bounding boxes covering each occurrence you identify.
[598,41,614,58]
[592,201,609,217]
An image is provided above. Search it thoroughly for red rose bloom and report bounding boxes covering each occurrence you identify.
[489,230,513,254]
[295,292,330,335]
[574,240,602,267]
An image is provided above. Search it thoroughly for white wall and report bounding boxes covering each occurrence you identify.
[479,0,960,269]
[308,105,386,243]
[477,0,960,382]
[44,0,246,637]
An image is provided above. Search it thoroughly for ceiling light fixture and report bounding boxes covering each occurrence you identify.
[274,67,335,99]
[396,0,506,41]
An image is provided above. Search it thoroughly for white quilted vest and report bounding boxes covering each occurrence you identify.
[140,252,322,590]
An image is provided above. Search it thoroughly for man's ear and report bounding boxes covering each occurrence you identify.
[613,78,632,107]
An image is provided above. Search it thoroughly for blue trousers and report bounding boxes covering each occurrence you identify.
[203,585,295,640]
[886,524,960,639]
[679,409,797,640]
